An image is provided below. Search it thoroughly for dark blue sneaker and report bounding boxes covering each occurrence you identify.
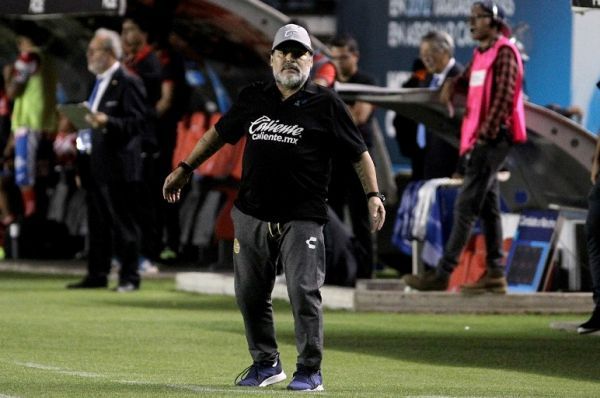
[287,366,324,391]
[235,356,286,387]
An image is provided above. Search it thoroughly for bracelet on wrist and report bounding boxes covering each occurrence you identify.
[366,191,386,203]
[178,160,194,174]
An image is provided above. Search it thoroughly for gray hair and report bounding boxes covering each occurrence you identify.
[94,28,123,60]
[421,30,454,57]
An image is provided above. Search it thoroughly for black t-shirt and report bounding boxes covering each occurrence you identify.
[345,71,376,148]
[215,79,367,223]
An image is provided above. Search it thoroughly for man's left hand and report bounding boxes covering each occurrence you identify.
[368,197,386,232]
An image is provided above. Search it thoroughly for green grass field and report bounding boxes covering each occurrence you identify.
[1,271,599,397]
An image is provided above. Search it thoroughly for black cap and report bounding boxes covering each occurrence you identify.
[474,1,511,36]
[475,0,505,20]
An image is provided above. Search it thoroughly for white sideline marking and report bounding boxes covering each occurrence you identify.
[12,361,328,395]
[15,362,103,378]
[0,394,21,398]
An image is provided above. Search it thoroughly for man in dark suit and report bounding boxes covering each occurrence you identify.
[394,30,464,180]
[67,28,146,292]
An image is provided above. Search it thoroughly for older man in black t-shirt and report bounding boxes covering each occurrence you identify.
[163,24,385,392]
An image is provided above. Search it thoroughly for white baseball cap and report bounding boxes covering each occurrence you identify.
[272,24,313,54]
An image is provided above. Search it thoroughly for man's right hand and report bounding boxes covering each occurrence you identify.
[163,167,191,203]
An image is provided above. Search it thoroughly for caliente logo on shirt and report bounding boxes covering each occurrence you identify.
[249,115,303,145]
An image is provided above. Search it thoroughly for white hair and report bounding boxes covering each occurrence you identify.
[422,30,455,57]
[94,28,123,60]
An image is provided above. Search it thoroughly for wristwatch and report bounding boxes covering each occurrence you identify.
[366,191,386,203]
[178,160,194,174]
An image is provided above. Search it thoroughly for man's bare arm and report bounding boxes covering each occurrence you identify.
[185,126,225,169]
[163,126,226,203]
[352,150,386,231]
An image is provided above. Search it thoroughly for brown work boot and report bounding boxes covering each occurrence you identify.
[403,269,449,291]
[460,269,507,294]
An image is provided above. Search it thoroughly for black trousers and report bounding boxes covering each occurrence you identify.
[437,137,511,276]
[328,159,373,279]
[136,154,162,260]
[586,179,600,307]
[87,180,141,286]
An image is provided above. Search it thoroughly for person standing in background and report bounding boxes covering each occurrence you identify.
[579,81,600,333]
[3,22,57,218]
[121,12,163,268]
[67,28,146,292]
[394,30,463,180]
[329,34,377,279]
[154,32,190,261]
[404,1,527,293]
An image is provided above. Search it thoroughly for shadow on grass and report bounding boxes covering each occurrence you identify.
[95,290,296,314]
[94,291,242,313]
[278,324,600,384]
[119,292,600,384]
[6,272,599,385]
[90,293,600,384]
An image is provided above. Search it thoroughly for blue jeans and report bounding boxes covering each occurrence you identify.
[586,179,600,307]
[437,137,511,276]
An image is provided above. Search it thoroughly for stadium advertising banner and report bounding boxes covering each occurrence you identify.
[0,0,127,16]
[505,209,560,293]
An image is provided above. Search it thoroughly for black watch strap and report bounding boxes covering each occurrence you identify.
[366,191,385,203]
[178,160,194,174]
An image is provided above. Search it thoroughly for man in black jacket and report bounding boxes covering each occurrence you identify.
[394,30,464,180]
[67,28,146,292]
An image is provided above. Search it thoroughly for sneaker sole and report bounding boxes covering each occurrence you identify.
[258,372,287,387]
[287,384,324,391]
[577,327,600,335]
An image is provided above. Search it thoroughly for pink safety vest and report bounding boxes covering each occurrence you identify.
[460,36,527,155]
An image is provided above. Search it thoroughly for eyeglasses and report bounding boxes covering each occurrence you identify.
[273,47,311,60]
[468,13,492,23]
[86,47,106,55]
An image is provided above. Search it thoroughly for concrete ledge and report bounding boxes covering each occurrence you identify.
[173,273,594,314]
[355,278,594,314]
[0,260,87,276]
[0,259,176,279]
[355,290,594,314]
[176,272,355,310]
